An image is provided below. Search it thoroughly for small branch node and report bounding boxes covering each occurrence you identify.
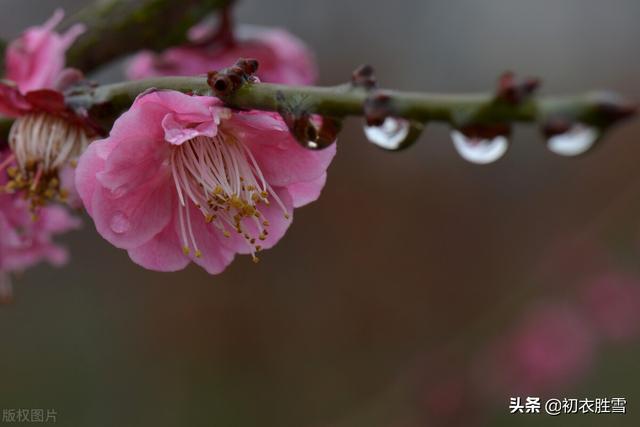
[351,64,377,90]
[497,71,540,105]
[207,58,259,97]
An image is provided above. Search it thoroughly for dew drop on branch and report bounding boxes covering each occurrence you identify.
[546,124,599,156]
[450,130,509,164]
[364,118,411,150]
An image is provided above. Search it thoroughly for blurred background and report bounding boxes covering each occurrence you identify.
[2,0,640,426]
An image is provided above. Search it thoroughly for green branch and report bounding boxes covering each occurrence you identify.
[64,76,636,136]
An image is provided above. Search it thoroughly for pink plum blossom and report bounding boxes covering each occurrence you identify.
[75,90,335,274]
[0,150,81,303]
[127,24,317,85]
[0,10,94,209]
[5,9,85,93]
[580,274,640,342]
[476,304,596,396]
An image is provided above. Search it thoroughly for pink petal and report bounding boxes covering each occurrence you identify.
[109,96,168,142]
[287,172,328,208]
[0,83,31,117]
[97,133,170,197]
[140,90,217,117]
[162,112,219,146]
[182,203,235,274]
[58,165,82,209]
[37,204,82,234]
[75,140,107,216]
[91,177,173,250]
[225,111,337,187]
[127,213,190,272]
[5,9,85,92]
[126,25,317,85]
[43,244,70,267]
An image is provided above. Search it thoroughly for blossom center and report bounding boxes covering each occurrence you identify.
[171,133,289,262]
[4,112,90,208]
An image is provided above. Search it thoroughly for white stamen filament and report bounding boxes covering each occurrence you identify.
[9,113,90,172]
[6,112,91,208]
[171,133,290,262]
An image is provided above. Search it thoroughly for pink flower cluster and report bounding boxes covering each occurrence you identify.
[417,273,640,426]
[1,8,330,284]
[127,23,317,84]
[0,10,92,208]
[0,150,80,302]
[0,10,84,300]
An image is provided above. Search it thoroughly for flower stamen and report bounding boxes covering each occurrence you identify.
[171,133,290,262]
[5,112,91,209]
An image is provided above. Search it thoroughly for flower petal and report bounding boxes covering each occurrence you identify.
[180,203,236,274]
[287,172,327,208]
[5,9,85,92]
[226,111,337,187]
[162,112,219,146]
[90,175,173,250]
[0,83,31,117]
[75,140,107,216]
[127,213,190,272]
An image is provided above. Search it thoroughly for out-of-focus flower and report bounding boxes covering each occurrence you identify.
[580,274,640,342]
[0,150,81,303]
[476,304,596,396]
[4,9,85,93]
[75,90,335,274]
[127,24,317,85]
[0,10,95,209]
[0,87,98,209]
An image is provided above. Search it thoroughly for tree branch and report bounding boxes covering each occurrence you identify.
[64,76,636,141]
[61,0,232,73]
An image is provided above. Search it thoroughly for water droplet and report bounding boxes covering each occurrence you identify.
[546,124,599,156]
[364,118,411,150]
[364,118,424,151]
[110,211,131,234]
[450,130,509,164]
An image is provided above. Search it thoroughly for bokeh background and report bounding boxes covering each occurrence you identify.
[2,0,640,426]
